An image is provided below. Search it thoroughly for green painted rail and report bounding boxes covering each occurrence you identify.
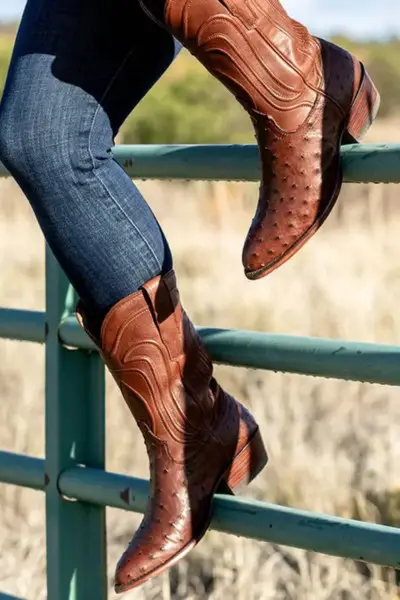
[2,309,400,385]
[0,143,399,599]
[1,143,400,183]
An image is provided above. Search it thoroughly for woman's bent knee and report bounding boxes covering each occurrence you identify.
[0,54,99,182]
[0,95,78,183]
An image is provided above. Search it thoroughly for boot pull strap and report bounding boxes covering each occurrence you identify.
[141,272,183,361]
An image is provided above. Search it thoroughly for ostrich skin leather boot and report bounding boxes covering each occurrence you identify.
[139,0,380,279]
[76,270,267,592]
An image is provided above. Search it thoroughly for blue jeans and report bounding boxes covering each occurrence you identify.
[0,0,180,321]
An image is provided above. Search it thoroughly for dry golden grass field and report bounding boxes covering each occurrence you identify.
[1,121,400,599]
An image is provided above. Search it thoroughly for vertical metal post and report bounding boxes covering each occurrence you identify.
[45,246,107,600]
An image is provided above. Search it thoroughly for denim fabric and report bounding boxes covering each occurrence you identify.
[0,0,181,319]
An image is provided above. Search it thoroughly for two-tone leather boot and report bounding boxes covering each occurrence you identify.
[139,0,380,279]
[76,270,267,592]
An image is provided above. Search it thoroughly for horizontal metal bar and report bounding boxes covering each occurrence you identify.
[2,454,400,569]
[59,465,400,569]
[0,451,45,490]
[342,143,400,184]
[198,327,400,386]
[102,143,400,184]
[1,143,399,183]
[0,309,46,343]
[2,309,399,386]
[59,316,400,386]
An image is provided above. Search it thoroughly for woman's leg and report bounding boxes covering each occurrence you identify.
[0,0,178,328]
[0,0,268,591]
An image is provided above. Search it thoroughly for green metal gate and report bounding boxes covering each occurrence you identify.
[0,142,400,600]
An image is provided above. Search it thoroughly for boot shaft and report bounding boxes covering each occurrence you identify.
[77,271,217,443]
[162,0,321,128]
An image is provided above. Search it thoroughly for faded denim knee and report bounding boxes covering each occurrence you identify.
[0,53,107,190]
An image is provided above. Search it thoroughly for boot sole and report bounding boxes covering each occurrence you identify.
[114,427,268,593]
[245,63,380,281]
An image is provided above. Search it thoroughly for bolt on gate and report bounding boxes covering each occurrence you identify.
[0,143,400,600]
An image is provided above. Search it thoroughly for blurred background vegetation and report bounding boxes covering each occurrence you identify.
[0,23,399,143]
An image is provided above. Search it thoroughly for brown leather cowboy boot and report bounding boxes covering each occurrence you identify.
[76,270,267,592]
[139,0,380,279]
